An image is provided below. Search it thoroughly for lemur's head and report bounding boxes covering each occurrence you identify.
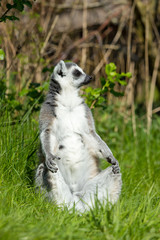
[52,60,93,89]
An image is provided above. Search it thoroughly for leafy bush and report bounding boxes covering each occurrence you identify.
[0,62,131,119]
[84,63,131,108]
[0,0,33,22]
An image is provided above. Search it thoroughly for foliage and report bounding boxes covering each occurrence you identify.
[0,80,48,118]
[0,108,159,240]
[0,49,5,60]
[0,61,131,119]
[0,0,34,22]
[84,63,131,108]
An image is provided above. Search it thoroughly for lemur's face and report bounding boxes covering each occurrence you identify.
[53,60,92,89]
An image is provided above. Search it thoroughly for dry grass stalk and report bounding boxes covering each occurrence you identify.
[145,2,150,120]
[81,0,88,69]
[126,0,135,72]
[40,15,59,56]
[93,15,126,75]
[147,44,160,133]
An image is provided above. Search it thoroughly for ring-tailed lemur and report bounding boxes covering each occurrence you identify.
[35,60,122,212]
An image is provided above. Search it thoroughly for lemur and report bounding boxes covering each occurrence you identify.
[35,60,122,212]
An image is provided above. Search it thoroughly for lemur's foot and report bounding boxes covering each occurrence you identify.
[45,154,60,173]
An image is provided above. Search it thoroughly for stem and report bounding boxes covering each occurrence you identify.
[0,8,11,22]
[145,3,150,131]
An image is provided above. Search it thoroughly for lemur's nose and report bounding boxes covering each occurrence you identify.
[90,75,95,81]
[86,75,93,82]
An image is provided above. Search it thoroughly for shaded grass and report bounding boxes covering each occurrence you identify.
[0,109,160,240]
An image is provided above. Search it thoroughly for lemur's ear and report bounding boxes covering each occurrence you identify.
[54,60,67,77]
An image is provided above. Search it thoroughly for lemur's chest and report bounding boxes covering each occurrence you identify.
[54,103,88,136]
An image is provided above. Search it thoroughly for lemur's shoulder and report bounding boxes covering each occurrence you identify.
[39,102,56,132]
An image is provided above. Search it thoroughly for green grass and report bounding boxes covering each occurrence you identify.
[0,109,160,240]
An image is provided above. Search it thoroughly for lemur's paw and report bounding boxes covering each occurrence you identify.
[45,154,60,173]
[107,155,120,173]
[107,155,118,166]
[112,163,120,174]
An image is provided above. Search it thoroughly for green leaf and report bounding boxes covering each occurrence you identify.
[126,72,132,78]
[13,0,24,11]
[4,16,19,21]
[100,77,106,87]
[19,88,29,96]
[0,49,5,60]
[110,89,124,97]
[118,80,127,86]
[23,0,32,8]
[120,72,132,78]
[6,3,14,10]
[105,63,116,75]
[84,87,93,94]
[97,96,105,105]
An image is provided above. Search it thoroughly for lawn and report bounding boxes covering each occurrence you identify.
[0,108,160,240]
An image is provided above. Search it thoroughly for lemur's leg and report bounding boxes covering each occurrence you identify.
[40,129,60,173]
[79,166,122,210]
[35,163,85,211]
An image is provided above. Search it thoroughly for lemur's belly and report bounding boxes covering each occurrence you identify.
[57,134,90,192]
[53,105,95,192]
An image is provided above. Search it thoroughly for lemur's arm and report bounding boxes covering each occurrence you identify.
[39,102,59,172]
[84,104,119,167]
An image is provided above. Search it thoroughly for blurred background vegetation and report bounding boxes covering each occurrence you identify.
[0,2,160,239]
[0,0,160,133]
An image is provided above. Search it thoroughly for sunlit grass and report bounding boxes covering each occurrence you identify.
[0,109,160,240]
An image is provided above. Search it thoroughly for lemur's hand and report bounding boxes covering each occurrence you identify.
[107,154,118,165]
[107,155,120,174]
[45,154,60,173]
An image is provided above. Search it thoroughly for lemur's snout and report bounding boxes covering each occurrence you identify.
[84,74,93,85]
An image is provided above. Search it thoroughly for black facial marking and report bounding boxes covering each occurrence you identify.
[58,70,66,77]
[73,69,82,78]
[49,78,61,94]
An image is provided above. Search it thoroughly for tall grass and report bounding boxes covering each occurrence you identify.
[0,107,160,240]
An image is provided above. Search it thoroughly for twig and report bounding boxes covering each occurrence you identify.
[90,99,97,109]
[60,8,127,62]
[126,0,135,72]
[147,44,160,132]
[81,0,88,69]
[40,15,59,55]
[152,107,160,114]
[149,14,160,42]
[145,2,150,129]
[0,8,10,22]
[78,43,120,50]
[93,16,125,75]
[41,0,123,11]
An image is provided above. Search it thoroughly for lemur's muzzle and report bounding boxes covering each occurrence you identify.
[84,75,93,85]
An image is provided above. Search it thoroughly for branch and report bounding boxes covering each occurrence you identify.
[0,8,11,22]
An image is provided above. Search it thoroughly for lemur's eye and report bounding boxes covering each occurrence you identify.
[73,69,82,78]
